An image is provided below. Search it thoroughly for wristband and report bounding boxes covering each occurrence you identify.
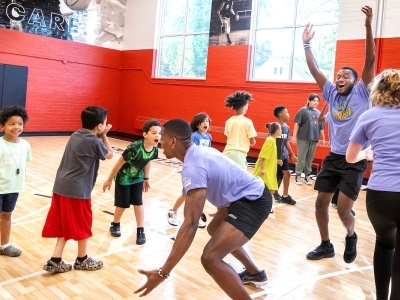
[158,268,169,279]
[143,177,149,180]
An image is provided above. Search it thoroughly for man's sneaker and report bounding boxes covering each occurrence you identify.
[294,175,302,185]
[306,243,335,260]
[109,222,121,237]
[198,219,206,228]
[136,231,146,245]
[273,192,282,202]
[73,257,103,271]
[43,260,72,273]
[0,245,21,257]
[304,175,313,185]
[238,269,268,288]
[281,195,296,205]
[167,209,179,226]
[201,212,207,223]
[343,232,358,263]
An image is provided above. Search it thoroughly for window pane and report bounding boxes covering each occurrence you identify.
[183,34,209,77]
[161,0,187,35]
[186,0,212,33]
[292,25,338,81]
[296,0,340,25]
[158,36,183,77]
[253,29,293,80]
[257,0,296,28]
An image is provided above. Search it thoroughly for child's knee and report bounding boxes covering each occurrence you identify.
[0,211,12,220]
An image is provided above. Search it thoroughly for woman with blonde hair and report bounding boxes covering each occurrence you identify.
[346,69,400,300]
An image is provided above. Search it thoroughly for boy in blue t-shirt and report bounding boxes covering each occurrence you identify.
[167,113,212,227]
[103,119,161,245]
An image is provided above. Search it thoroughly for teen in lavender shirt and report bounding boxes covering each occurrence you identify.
[302,6,375,264]
[347,69,400,300]
[135,119,272,299]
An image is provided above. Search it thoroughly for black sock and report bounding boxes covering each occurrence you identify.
[137,227,144,234]
[322,240,331,247]
[77,255,88,263]
[112,222,120,226]
[51,257,62,264]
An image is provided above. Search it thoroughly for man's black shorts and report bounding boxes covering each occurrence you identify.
[225,186,272,239]
[314,152,366,200]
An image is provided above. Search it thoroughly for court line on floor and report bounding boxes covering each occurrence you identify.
[249,265,373,299]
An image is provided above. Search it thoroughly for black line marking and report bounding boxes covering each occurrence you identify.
[102,211,114,215]
[34,194,52,198]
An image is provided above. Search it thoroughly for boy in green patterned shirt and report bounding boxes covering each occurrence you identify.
[103,119,161,245]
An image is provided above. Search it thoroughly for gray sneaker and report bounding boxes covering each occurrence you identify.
[43,260,72,273]
[304,175,313,185]
[0,245,21,257]
[238,269,268,288]
[294,175,302,185]
[73,257,103,271]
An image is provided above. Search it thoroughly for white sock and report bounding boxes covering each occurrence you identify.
[0,243,10,250]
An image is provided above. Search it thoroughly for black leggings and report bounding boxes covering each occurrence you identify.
[366,189,400,300]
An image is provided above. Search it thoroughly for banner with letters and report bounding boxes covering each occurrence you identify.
[0,0,126,50]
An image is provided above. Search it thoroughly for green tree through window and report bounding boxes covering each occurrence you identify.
[253,0,339,81]
[158,0,211,78]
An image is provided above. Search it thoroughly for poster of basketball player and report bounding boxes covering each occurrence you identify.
[208,0,253,46]
[0,0,125,50]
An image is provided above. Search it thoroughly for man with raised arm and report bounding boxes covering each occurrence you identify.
[303,6,375,263]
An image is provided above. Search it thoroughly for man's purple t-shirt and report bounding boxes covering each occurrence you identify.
[350,105,400,192]
[323,80,371,155]
[181,144,265,207]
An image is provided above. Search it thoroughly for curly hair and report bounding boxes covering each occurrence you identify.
[0,105,29,125]
[190,112,211,132]
[370,69,400,107]
[224,91,253,110]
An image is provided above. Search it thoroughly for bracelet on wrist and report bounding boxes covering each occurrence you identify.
[158,268,169,279]
[143,177,149,180]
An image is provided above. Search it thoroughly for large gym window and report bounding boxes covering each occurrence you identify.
[251,0,339,81]
[157,0,212,78]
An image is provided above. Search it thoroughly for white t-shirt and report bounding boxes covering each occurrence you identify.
[0,137,32,194]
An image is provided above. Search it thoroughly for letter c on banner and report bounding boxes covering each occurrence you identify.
[6,3,25,22]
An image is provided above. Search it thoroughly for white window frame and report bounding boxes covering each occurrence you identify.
[156,0,211,79]
[249,0,339,82]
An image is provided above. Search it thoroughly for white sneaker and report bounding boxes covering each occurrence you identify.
[304,175,313,185]
[167,210,178,226]
[294,175,302,185]
[198,219,206,228]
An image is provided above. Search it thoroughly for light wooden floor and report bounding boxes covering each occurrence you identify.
[0,136,377,300]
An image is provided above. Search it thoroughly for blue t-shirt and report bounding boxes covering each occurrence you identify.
[191,131,212,147]
[276,123,290,160]
[350,106,400,192]
[323,80,371,154]
[181,145,265,207]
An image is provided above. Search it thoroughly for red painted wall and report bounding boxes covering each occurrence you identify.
[0,28,122,132]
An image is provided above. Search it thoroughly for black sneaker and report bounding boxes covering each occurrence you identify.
[281,195,296,205]
[306,243,335,260]
[110,223,121,237]
[136,231,146,245]
[238,269,268,288]
[343,232,358,263]
[273,192,282,202]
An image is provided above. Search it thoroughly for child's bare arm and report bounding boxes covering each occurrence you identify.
[143,162,151,192]
[103,156,125,191]
[102,124,113,159]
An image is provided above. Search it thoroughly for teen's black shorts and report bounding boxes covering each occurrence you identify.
[314,151,366,200]
[225,186,272,239]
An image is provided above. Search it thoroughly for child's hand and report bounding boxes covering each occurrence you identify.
[143,180,150,192]
[103,179,113,192]
[277,159,283,166]
[102,124,112,136]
